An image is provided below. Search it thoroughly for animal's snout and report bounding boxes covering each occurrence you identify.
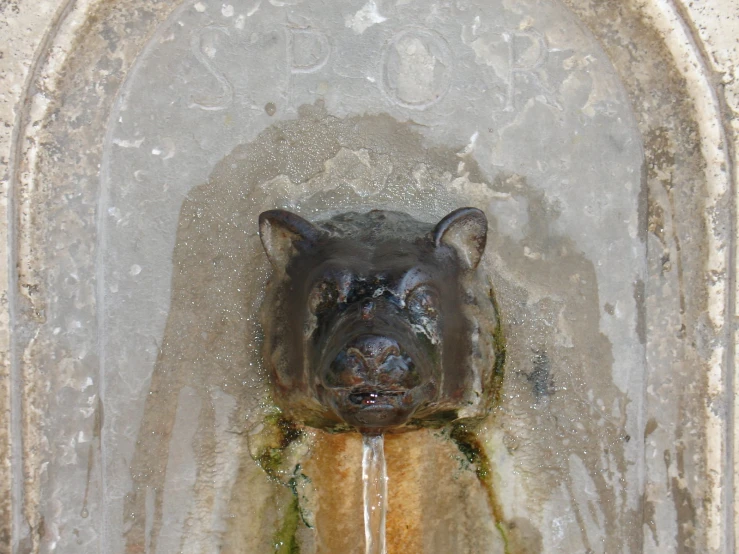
[326,334,418,388]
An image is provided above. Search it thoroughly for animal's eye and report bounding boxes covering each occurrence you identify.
[308,281,339,315]
[406,286,439,317]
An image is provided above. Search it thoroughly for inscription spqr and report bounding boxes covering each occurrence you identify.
[186,19,554,114]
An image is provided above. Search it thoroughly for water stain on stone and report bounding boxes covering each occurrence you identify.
[80,398,102,520]
[526,350,555,401]
[634,279,646,344]
[123,103,632,552]
[503,518,544,553]
[644,418,658,438]
[643,498,659,545]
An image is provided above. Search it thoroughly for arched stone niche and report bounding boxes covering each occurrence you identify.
[2,0,735,552]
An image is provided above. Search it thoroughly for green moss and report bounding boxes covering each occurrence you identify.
[252,415,305,552]
[495,521,511,554]
[450,423,509,551]
[449,424,492,483]
[257,448,283,479]
[273,494,301,554]
[255,415,302,480]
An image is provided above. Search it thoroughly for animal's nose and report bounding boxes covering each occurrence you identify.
[325,334,412,388]
[346,335,400,366]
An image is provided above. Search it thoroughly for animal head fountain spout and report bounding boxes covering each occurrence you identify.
[259,207,501,433]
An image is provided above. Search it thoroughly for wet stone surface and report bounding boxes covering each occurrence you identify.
[98,0,645,549]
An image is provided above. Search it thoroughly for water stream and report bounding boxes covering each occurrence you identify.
[362,434,388,554]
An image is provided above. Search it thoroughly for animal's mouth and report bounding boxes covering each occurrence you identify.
[347,389,408,407]
[318,383,436,431]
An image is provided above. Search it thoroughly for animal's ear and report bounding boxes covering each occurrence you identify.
[433,207,488,270]
[259,210,321,270]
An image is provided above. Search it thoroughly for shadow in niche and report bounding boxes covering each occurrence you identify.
[122,104,636,554]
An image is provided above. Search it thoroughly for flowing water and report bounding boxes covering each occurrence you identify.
[362,434,388,554]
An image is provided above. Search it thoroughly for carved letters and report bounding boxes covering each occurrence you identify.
[190,25,235,111]
[188,22,554,114]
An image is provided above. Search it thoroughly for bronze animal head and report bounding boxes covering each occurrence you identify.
[259,208,501,433]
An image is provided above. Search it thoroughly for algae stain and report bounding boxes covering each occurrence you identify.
[287,471,314,529]
[449,423,509,554]
[495,522,512,554]
[250,414,308,552]
[253,414,302,479]
[274,494,301,554]
[488,284,507,398]
[443,283,509,550]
